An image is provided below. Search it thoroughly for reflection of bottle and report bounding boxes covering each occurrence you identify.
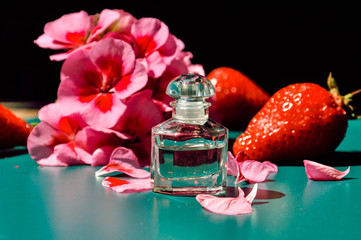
[151,74,228,195]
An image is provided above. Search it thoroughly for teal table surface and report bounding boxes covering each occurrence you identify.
[1,119,361,240]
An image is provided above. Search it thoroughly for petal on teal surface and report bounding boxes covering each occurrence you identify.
[196,184,258,215]
[96,147,150,178]
[304,160,350,181]
[102,177,152,193]
[238,160,278,183]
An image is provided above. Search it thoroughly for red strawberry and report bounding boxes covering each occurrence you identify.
[0,104,33,149]
[207,67,269,130]
[233,73,360,163]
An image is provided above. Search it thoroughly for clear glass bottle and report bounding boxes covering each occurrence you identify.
[151,74,228,195]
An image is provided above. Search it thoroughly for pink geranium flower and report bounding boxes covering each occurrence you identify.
[58,38,148,128]
[34,11,92,50]
[27,103,129,166]
[131,18,181,78]
[34,9,136,61]
[31,8,205,169]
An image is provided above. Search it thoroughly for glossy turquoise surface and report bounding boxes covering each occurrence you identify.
[1,119,360,240]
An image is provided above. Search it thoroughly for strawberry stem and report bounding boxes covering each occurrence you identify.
[327,72,361,119]
[327,72,340,95]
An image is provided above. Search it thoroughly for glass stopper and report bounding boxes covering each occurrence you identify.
[166,74,215,102]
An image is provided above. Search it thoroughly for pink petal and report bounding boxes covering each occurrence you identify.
[262,161,278,173]
[34,34,65,50]
[89,146,116,166]
[114,61,148,99]
[152,99,172,112]
[35,141,84,167]
[238,160,278,183]
[28,122,69,166]
[81,94,127,128]
[53,142,85,166]
[49,52,72,61]
[303,160,350,181]
[34,11,92,49]
[144,51,166,78]
[196,184,258,215]
[157,34,178,64]
[58,95,126,129]
[38,102,87,129]
[131,18,172,78]
[226,151,239,177]
[102,177,152,193]
[95,147,150,178]
[176,51,205,76]
[59,47,99,84]
[111,9,137,34]
[115,90,164,139]
[50,42,96,61]
[88,9,121,42]
[90,38,135,77]
[131,18,169,57]
[74,127,129,166]
[227,151,278,183]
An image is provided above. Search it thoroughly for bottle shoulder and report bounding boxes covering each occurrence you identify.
[207,118,228,132]
[152,118,228,136]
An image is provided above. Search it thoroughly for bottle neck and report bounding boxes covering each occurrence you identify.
[170,101,211,122]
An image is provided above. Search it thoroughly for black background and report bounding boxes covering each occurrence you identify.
[2,1,360,106]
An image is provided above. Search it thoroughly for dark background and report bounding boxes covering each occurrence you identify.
[2,1,360,107]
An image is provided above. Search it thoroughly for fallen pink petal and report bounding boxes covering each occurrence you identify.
[237,160,278,183]
[95,147,150,178]
[196,184,258,215]
[262,161,279,173]
[102,177,152,193]
[303,160,351,181]
[226,152,278,183]
[226,151,239,177]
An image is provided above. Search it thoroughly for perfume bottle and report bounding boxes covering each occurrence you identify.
[151,74,228,195]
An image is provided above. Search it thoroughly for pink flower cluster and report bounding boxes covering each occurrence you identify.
[29,9,204,167]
